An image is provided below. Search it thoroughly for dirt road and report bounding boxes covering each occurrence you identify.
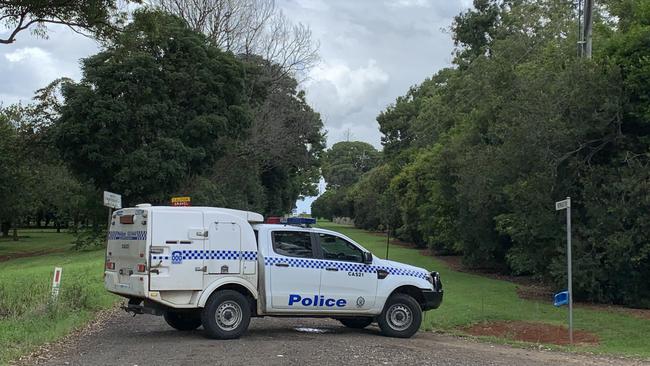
[32,312,647,366]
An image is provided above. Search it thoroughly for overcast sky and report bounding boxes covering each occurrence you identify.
[280,0,471,148]
[0,0,471,213]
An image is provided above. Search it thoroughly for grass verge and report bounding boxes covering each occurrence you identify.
[318,221,650,358]
[0,236,117,365]
[0,229,74,258]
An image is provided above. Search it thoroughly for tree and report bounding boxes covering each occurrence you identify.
[153,0,319,80]
[243,56,325,214]
[0,0,130,44]
[344,0,650,306]
[0,107,25,236]
[347,164,396,231]
[54,10,252,205]
[321,141,380,190]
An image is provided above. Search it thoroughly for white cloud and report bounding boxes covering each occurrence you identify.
[5,47,46,63]
[306,59,389,121]
[1,47,60,104]
[0,24,98,105]
[385,0,431,8]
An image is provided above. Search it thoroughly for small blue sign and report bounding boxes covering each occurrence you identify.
[554,291,569,307]
[171,251,183,264]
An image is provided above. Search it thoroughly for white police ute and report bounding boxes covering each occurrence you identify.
[104,205,443,339]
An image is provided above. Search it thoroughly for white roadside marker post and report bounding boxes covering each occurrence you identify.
[555,197,573,344]
[51,267,63,301]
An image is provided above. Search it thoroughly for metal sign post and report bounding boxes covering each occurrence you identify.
[385,225,390,260]
[555,197,573,344]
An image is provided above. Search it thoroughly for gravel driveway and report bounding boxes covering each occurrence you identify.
[30,311,648,366]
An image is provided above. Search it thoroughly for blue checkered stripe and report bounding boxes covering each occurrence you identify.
[108,231,147,240]
[156,250,258,261]
[264,257,428,280]
[374,265,429,280]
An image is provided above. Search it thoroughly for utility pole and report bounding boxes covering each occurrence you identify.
[579,0,595,58]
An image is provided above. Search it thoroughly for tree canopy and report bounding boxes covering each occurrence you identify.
[0,0,130,44]
[314,0,650,308]
[320,141,380,190]
[52,9,324,214]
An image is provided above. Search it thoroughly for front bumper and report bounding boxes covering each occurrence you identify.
[422,289,443,310]
[422,271,443,310]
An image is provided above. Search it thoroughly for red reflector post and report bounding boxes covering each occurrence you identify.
[137,264,146,272]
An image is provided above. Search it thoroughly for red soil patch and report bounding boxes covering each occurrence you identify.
[0,248,66,262]
[462,321,599,346]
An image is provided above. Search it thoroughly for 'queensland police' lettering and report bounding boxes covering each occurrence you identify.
[288,294,346,307]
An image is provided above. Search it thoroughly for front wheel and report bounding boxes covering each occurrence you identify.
[201,290,251,339]
[377,293,422,338]
[338,317,374,329]
[164,311,202,331]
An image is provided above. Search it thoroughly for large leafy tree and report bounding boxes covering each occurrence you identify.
[320,141,380,189]
[0,107,25,236]
[55,10,252,205]
[173,57,325,215]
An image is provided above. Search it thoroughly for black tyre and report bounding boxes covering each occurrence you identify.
[338,317,374,329]
[164,311,202,331]
[201,290,251,339]
[377,293,422,338]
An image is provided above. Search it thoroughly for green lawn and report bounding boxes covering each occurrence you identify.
[319,221,650,358]
[0,229,74,257]
[0,234,117,365]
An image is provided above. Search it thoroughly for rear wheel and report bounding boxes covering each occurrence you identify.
[164,311,202,331]
[201,290,251,339]
[338,317,374,329]
[377,293,422,338]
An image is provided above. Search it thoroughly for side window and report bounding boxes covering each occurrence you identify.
[319,234,363,263]
[272,231,314,258]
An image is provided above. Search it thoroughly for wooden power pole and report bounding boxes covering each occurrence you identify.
[581,0,594,58]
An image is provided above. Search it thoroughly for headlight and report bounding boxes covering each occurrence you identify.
[426,274,434,286]
[428,271,442,291]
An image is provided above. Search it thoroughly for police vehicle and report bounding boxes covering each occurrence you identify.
[104,205,443,339]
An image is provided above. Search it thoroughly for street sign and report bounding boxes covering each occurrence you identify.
[555,196,573,343]
[555,198,571,211]
[51,267,63,301]
[171,196,191,207]
[554,291,569,307]
[103,191,122,209]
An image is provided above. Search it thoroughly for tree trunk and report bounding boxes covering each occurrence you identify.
[13,227,18,241]
[56,221,61,233]
[1,221,9,237]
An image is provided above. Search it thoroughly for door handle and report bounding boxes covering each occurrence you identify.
[195,266,207,272]
[325,267,339,271]
[275,263,289,267]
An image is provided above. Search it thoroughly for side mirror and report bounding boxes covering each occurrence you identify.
[362,251,373,264]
